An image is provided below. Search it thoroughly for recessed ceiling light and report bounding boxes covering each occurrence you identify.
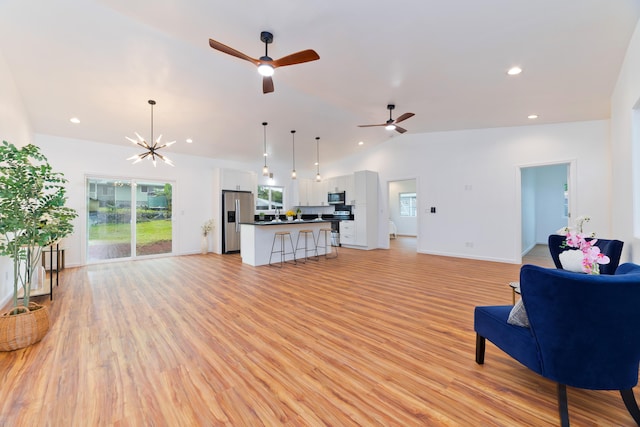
[528,114,539,119]
[507,67,522,76]
[69,117,80,124]
[186,138,193,143]
[358,141,364,146]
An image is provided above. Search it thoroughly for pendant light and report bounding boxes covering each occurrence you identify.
[262,122,269,176]
[126,100,175,167]
[315,136,321,182]
[290,130,297,179]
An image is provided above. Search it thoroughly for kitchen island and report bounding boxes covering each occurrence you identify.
[240,220,332,266]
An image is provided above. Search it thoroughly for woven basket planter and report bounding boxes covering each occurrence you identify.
[0,302,50,352]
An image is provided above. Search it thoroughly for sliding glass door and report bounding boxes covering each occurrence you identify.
[135,182,173,256]
[87,178,173,262]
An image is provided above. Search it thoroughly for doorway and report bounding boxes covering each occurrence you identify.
[86,177,174,262]
[520,163,570,260]
[388,179,418,247]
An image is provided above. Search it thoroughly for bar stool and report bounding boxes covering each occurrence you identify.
[317,228,337,259]
[269,231,297,267]
[295,229,318,263]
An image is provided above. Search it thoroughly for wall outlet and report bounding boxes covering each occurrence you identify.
[465,242,474,248]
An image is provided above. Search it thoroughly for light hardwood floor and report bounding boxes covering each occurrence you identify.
[0,239,635,426]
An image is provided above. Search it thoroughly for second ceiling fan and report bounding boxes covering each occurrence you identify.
[208,31,320,94]
[358,104,415,134]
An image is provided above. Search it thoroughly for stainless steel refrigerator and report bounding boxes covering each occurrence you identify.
[222,190,254,254]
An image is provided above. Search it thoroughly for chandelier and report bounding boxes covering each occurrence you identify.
[126,100,175,167]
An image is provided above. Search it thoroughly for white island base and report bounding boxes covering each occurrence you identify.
[240,220,332,266]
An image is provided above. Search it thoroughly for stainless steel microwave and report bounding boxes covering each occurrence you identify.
[328,191,346,205]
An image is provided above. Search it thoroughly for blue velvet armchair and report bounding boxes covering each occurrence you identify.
[548,234,623,275]
[474,263,640,426]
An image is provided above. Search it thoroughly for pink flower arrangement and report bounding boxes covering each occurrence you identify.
[564,231,610,274]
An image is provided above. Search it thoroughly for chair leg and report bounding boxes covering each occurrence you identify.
[475,334,485,364]
[557,383,570,427]
[620,389,640,425]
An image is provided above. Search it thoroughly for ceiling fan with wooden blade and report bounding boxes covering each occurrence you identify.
[358,104,415,134]
[208,31,320,94]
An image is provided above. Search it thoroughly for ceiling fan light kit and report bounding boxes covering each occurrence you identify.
[126,99,175,167]
[257,63,274,77]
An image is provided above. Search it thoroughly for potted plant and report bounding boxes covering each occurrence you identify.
[556,215,610,274]
[285,209,295,221]
[296,208,302,220]
[0,141,77,351]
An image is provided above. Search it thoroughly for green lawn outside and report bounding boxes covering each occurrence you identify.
[89,220,172,245]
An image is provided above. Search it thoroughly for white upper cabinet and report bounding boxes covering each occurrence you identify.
[298,178,327,206]
[343,175,355,204]
[353,170,377,206]
[221,169,256,192]
[311,179,328,206]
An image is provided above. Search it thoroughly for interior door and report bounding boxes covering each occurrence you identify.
[135,182,173,256]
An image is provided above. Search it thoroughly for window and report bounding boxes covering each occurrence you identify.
[256,185,284,211]
[400,192,417,217]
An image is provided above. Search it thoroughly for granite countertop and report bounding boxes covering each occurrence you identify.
[242,219,332,226]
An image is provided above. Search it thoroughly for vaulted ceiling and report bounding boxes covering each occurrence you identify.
[0,0,638,175]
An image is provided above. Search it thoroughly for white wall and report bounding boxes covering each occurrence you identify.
[611,18,640,263]
[330,120,611,264]
[0,49,33,308]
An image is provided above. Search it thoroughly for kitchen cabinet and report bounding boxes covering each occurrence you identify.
[298,179,310,206]
[343,175,355,204]
[343,170,378,249]
[340,221,356,245]
[221,169,256,192]
[298,178,327,206]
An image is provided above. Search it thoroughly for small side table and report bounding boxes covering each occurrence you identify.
[509,281,521,304]
[42,244,65,272]
[40,244,64,300]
